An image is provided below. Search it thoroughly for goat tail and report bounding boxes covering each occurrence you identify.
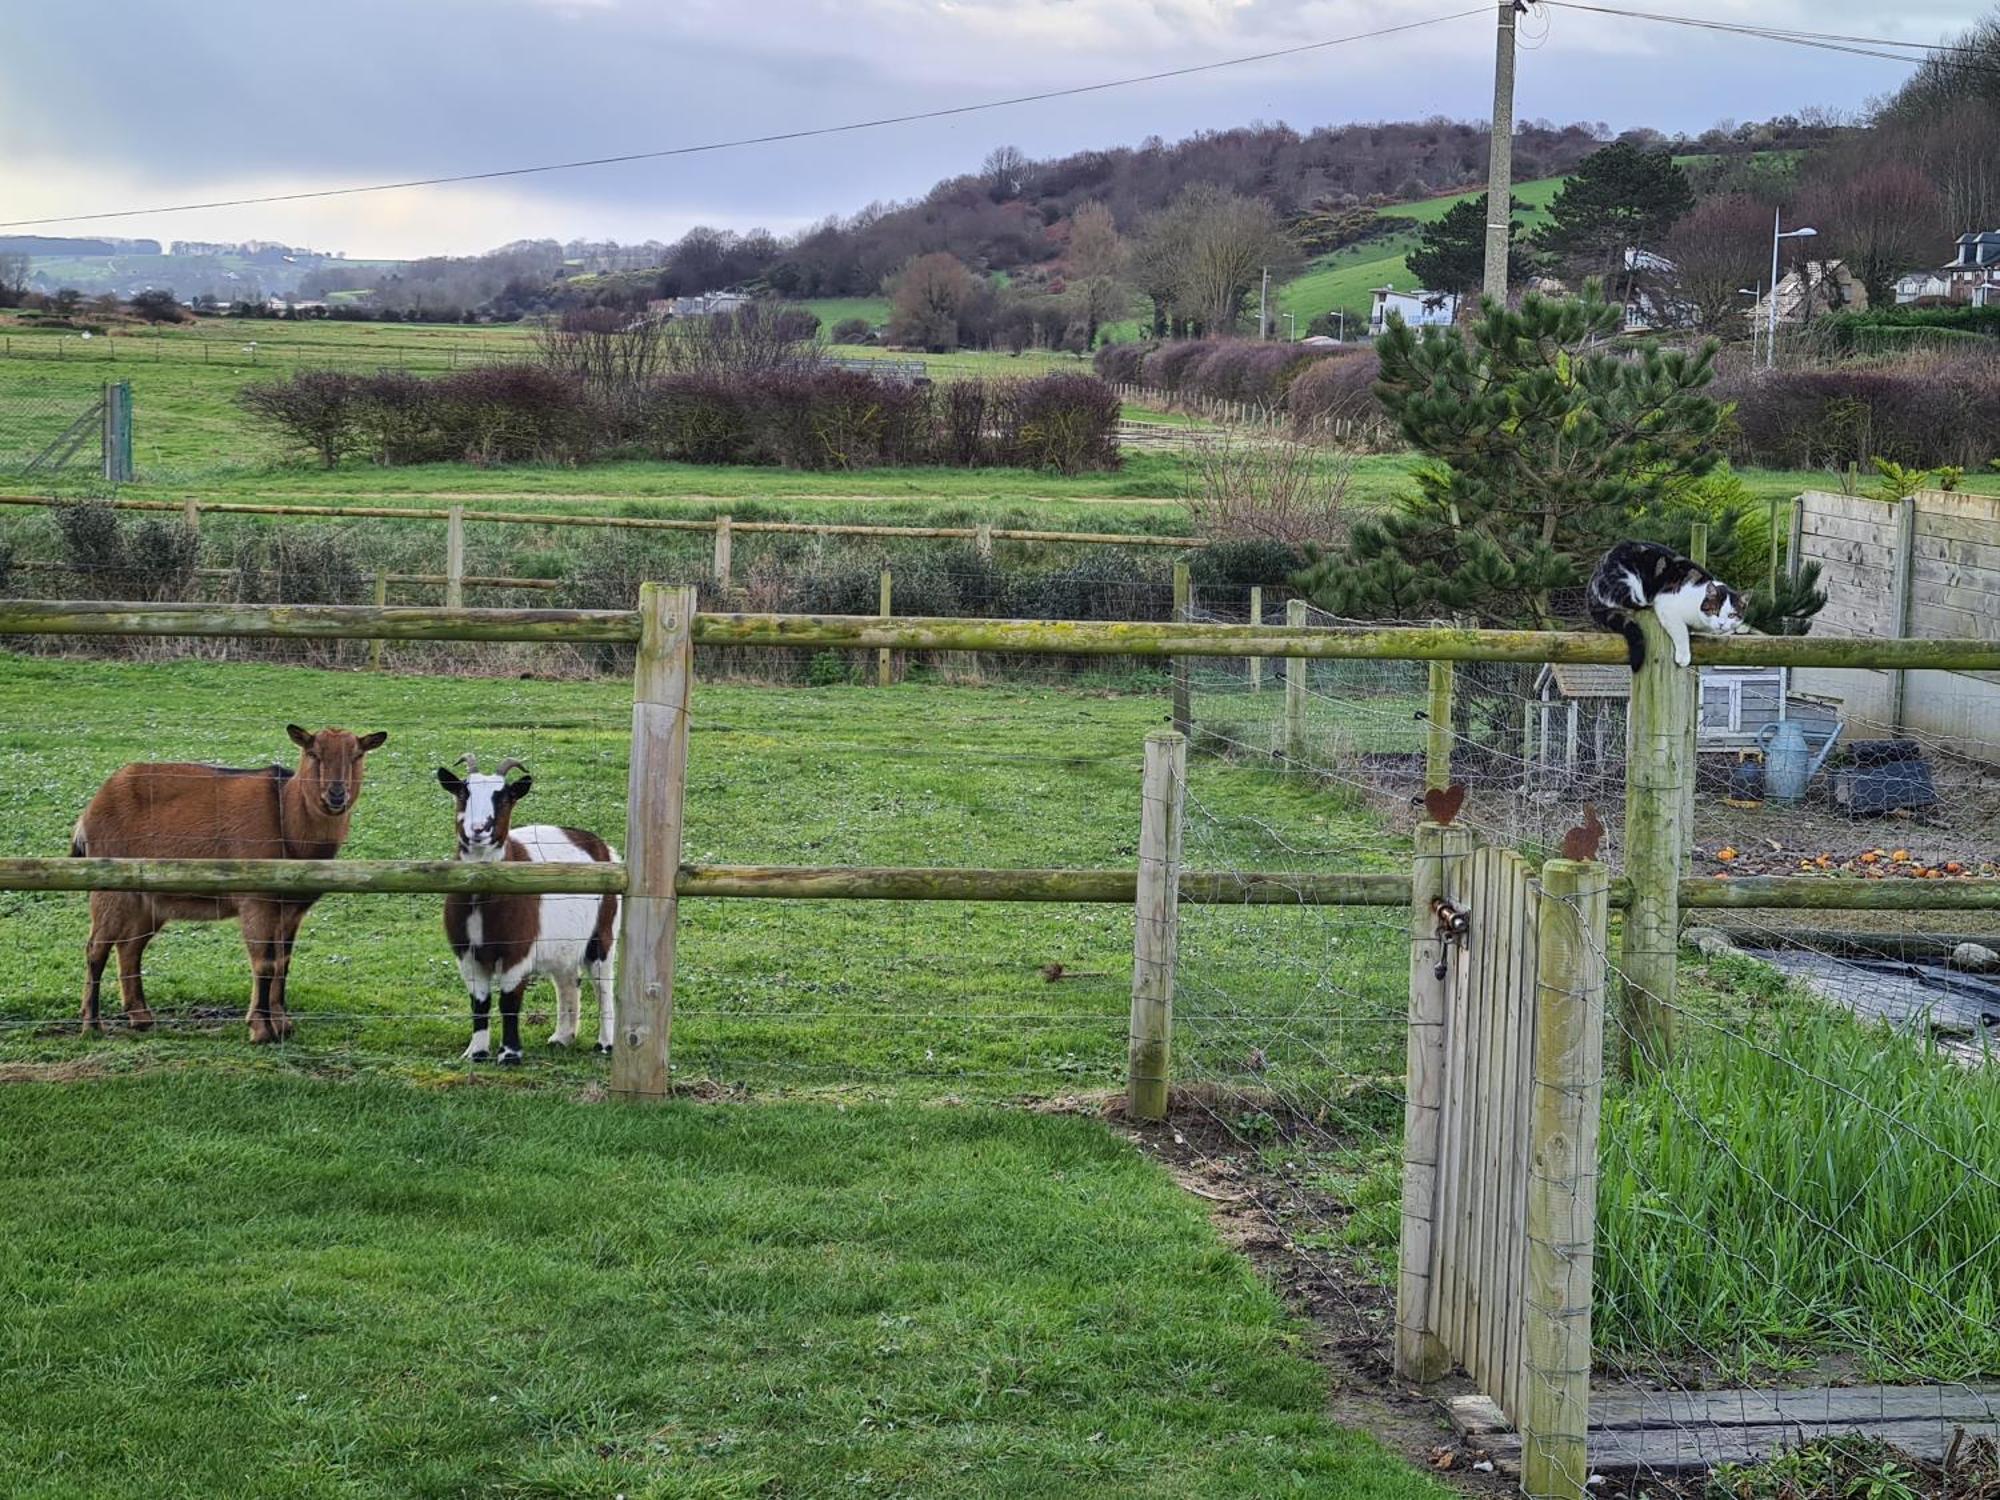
[70,819,86,858]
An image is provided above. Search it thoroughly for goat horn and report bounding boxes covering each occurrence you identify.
[495,758,527,778]
[456,752,481,772]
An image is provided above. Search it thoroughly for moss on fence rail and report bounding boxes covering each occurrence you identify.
[7,602,2000,669]
[0,858,625,895]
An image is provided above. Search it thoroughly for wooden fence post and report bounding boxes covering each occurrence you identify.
[1520,856,1608,1500]
[1688,522,1708,568]
[445,505,466,610]
[1426,661,1454,791]
[712,515,732,591]
[183,497,201,534]
[1171,560,1191,738]
[1887,496,1917,735]
[1621,611,1690,1071]
[1127,729,1186,1122]
[1766,496,1782,602]
[878,568,892,688]
[369,573,388,672]
[975,522,993,560]
[1248,586,1263,692]
[1397,819,1472,1382]
[1285,597,1307,763]
[611,581,696,1104]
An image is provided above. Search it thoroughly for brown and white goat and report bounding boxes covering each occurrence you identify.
[72,724,389,1041]
[436,756,619,1064]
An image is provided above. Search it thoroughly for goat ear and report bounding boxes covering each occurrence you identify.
[287,724,314,750]
[357,731,388,753]
[436,767,465,797]
[501,775,532,804]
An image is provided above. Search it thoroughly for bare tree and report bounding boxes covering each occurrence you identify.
[1663,193,1770,332]
[887,252,978,350]
[0,253,28,308]
[1066,201,1129,347]
[1131,186,1302,336]
[982,145,1030,202]
[1795,162,1948,309]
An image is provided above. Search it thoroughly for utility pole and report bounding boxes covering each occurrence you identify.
[1258,266,1270,339]
[1481,0,1522,306]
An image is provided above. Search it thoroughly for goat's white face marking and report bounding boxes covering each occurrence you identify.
[457,774,509,860]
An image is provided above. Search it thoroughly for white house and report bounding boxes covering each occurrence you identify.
[1894,271,1953,305]
[1368,285,1458,336]
[668,291,752,318]
[1944,231,2000,300]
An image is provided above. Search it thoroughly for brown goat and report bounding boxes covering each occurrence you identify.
[72,724,388,1041]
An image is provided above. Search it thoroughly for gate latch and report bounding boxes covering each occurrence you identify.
[1430,897,1470,980]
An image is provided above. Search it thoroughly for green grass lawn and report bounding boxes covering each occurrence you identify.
[1276,177,1566,325]
[0,1073,1447,1499]
[0,656,1416,1098]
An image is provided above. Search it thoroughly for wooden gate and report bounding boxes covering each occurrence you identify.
[1397,825,1610,1499]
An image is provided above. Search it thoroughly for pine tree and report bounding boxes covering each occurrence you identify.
[1294,289,1726,626]
[1535,143,1694,279]
[1405,195,1522,295]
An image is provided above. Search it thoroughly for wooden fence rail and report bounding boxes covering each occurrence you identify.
[9,601,2000,670]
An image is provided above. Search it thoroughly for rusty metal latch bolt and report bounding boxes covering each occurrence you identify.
[1430,896,1470,980]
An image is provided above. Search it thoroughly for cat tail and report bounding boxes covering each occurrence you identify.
[1617,618,1646,670]
[1587,597,1647,671]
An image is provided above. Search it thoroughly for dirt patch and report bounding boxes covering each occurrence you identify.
[1102,1093,1515,1492]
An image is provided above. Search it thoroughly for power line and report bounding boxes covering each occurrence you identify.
[1543,2,1994,71]
[0,10,1484,231]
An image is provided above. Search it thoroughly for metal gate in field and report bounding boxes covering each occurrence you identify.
[0,379,132,481]
[1398,825,1611,1499]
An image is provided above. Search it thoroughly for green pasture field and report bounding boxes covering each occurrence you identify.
[0,657,1415,1095]
[1275,176,1567,326]
[0,1073,1448,1499]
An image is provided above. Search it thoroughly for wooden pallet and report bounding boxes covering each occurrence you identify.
[1449,1385,2000,1473]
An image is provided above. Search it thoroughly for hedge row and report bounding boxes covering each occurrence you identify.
[239,367,1123,474]
[1716,352,2000,470]
[1093,336,1383,429]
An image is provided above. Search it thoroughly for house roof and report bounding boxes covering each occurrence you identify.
[1541,663,1633,699]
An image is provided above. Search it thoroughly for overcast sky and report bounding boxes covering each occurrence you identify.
[0,0,1974,258]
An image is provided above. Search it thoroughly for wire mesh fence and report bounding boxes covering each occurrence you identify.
[0,379,110,478]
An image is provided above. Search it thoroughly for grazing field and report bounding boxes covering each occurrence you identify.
[0,656,1410,1096]
[0,1074,1448,1499]
[1275,176,1567,326]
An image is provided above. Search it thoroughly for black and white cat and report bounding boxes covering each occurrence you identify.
[1587,541,1746,670]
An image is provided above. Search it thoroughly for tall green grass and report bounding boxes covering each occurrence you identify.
[1597,962,2000,1380]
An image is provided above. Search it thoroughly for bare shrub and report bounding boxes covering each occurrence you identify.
[535,307,667,396]
[236,370,363,468]
[1181,439,1351,547]
[662,302,822,376]
[997,373,1122,474]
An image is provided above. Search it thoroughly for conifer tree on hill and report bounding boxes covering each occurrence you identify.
[1292,289,1726,629]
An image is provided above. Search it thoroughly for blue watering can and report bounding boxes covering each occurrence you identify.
[1756,720,1841,804]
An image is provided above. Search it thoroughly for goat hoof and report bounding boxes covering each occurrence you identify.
[125,1009,156,1033]
[463,1046,490,1063]
[498,1047,523,1067]
[546,1035,573,1050]
[595,1043,613,1057]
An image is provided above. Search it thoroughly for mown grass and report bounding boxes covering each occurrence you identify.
[0,1073,1448,1499]
[0,655,1412,1098]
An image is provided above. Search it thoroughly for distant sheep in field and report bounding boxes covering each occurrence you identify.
[71,724,390,1041]
[436,755,619,1064]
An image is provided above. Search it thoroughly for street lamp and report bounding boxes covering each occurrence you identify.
[1768,214,1818,369]
[1283,312,1297,341]
[1737,286,1759,365]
